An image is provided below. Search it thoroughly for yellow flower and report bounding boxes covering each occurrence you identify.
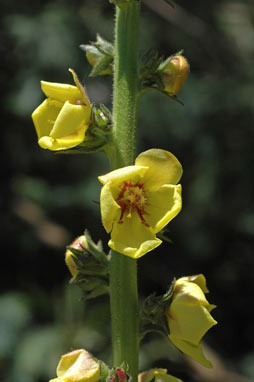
[138,368,182,382]
[65,235,88,277]
[32,69,91,151]
[161,55,189,96]
[49,349,100,382]
[166,274,217,368]
[98,149,182,259]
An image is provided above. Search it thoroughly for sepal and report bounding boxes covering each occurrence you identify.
[140,279,175,339]
[109,0,139,6]
[106,362,131,382]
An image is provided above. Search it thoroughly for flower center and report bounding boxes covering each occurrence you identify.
[116,181,149,226]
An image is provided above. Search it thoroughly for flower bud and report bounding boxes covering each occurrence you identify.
[166,274,217,368]
[49,349,100,382]
[138,368,182,382]
[80,35,113,77]
[65,235,88,276]
[160,55,189,95]
[116,368,127,382]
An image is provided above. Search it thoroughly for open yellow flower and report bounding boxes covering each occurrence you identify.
[166,274,217,368]
[32,69,91,151]
[49,349,100,382]
[139,368,182,382]
[98,149,182,259]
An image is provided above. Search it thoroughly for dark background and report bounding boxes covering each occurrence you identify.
[1,1,253,381]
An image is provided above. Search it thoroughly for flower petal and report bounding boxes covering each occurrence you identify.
[135,149,183,189]
[98,166,148,186]
[169,335,212,368]
[168,302,217,345]
[38,124,88,151]
[56,349,100,382]
[178,274,209,294]
[109,212,162,258]
[100,183,121,233]
[173,281,209,306]
[146,184,182,233]
[50,101,90,139]
[41,81,82,104]
[32,98,63,139]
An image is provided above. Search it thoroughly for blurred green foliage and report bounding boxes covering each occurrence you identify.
[1,0,253,381]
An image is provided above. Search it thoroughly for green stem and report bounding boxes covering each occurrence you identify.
[109,1,141,381]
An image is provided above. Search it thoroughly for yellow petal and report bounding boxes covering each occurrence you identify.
[100,182,121,233]
[50,101,90,138]
[69,68,90,106]
[32,98,63,139]
[98,166,148,186]
[41,80,82,104]
[109,212,162,258]
[135,149,183,190]
[178,274,209,293]
[56,349,100,382]
[169,335,212,368]
[173,280,209,305]
[38,124,88,151]
[146,184,182,233]
[168,302,217,345]
[139,369,182,382]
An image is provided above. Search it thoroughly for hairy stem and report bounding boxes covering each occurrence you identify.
[109,2,141,381]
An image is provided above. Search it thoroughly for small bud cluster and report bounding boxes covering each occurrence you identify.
[80,34,114,77]
[65,230,109,299]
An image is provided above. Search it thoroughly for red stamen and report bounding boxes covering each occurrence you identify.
[116,181,149,226]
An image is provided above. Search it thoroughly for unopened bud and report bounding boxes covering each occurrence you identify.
[49,349,100,382]
[65,235,88,276]
[160,55,189,95]
[116,368,127,382]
